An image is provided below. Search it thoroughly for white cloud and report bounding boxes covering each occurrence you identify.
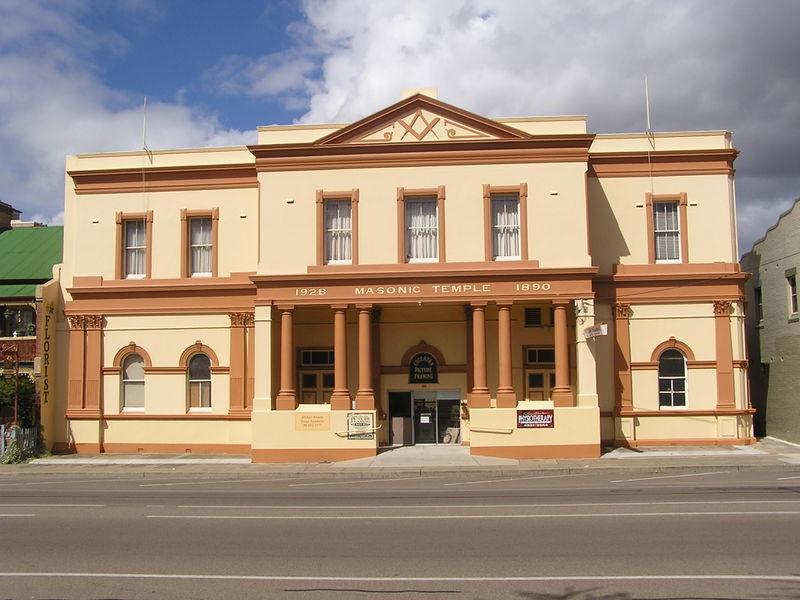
[0,0,252,223]
[213,0,800,253]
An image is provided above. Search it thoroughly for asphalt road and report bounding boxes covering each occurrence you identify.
[1,467,799,599]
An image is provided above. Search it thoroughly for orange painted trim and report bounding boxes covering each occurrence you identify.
[102,443,250,454]
[250,447,377,463]
[483,184,528,261]
[313,94,531,145]
[615,437,755,448]
[179,342,220,367]
[588,149,738,178]
[316,189,359,266]
[69,164,258,195]
[470,444,601,459]
[649,337,696,362]
[64,410,103,420]
[616,408,755,417]
[112,342,153,368]
[250,136,594,172]
[101,413,251,420]
[396,188,405,263]
[437,185,446,262]
[714,300,736,409]
[613,303,633,412]
[631,360,716,370]
[645,193,688,264]
[400,341,447,366]
[307,260,543,275]
[115,211,153,280]
[142,367,187,374]
[396,187,446,263]
[180,208,219,278]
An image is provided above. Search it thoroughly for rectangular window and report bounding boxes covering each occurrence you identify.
[653,201,680,262]
[299,371,334,404]
[300,349,335,367]
[755,286,763,322]
[405,197,438,262]
[788,274,798,314]
[324,200,352,264]
[124,220,146,278]
[492,194,520,260]
[189,217,212,276]
[525,347,555,365]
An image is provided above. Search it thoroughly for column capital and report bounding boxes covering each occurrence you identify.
[496,301,514,308]
[355,303,373,311]
[330,303,349,310]
[614,303,632,319]
[552,300,571,307]
[713,300,732,316]
[470,301,488,309]
[276,303,295,312]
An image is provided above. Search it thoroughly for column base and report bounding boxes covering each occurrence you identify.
[551,387,574,408]
[469,389,491,408]
[330,391,352,411]
[495,389,517,408]
[354,390,375,410]
[275,391,297,411]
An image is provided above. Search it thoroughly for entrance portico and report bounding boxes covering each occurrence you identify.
[249,262,600,462]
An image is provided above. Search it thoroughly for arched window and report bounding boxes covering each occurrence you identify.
[188,353,211,410]
[122,354,145,410]
[658,349,686,408]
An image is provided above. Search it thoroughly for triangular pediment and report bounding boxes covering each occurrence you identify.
[315,94,530,146]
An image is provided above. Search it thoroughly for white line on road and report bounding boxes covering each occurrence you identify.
[444,474,582,486]
[0,504,103,508]
[611,471,730,483]
[146,511,800,521]
[0,514,35,517]
[0,478,127,487]
[288,476,435,487]
[776,475,800,480]
[0,572,798,582]
[140,477,303,488]
[176,500,800,510]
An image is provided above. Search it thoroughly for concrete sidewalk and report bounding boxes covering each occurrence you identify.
[6,437,798,478]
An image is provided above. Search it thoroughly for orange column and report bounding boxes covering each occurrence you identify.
[83,315,103,416]
[355,305,375,410]
[714,301,736,409]
[228,312,247,414]
[275,306,297,410]
[469,302,491,408]
[551,301,574,407]
[330,305,351,410]
[495,302,516,408]
[66,315,85,414]
[614,303,633,412]
[245,314,255,411]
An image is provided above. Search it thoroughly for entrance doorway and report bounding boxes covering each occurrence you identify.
[388,390,461,445]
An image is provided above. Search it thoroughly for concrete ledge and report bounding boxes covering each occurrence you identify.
[615,437,756,448]
[470,444,601,459]
[251,448,378,463]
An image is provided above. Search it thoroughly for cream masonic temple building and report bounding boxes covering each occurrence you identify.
[43,91,753,461]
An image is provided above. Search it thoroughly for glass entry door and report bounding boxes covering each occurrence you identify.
[413,392,437,444]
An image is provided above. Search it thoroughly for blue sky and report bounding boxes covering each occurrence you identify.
[1,0,800,253]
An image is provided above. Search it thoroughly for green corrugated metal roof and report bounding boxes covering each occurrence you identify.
[0,226,63,281]
[0,284,37,298]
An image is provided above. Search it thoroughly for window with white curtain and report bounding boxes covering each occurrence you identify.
[189,217,212,276]
[491,194,520,260]
[188,353,211,410]
[324,200,352,264]
[122,354,144,410]
[654,202,680,262]
[124,220,146,278]
[405,197,438,262]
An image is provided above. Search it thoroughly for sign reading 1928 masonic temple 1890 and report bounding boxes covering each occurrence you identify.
[409,352,438,384]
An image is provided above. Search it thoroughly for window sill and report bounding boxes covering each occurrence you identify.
[406,258,439,264]
[658,405,688,411]
[493,256,521,262]
[188,407,212,413]
[125,274,146,280]
[190,272,212,278]
[789,314,799,324]
[121,407,145,413]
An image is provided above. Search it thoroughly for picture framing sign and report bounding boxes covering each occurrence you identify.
[347,412,375,440]
[408,352,438,384]
[517,409,555,429]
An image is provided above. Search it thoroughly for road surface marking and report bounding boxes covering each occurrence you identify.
[140,477,303,488]
[176,500,800,510]
[0,503,103,508]
[777,475,800,480]
[0,478,127,487]
[0,572,798,582]
[146,511,800,521]
[0,514,35,517]
[611,471,730,483]
[444,474,582,486]
[288,476,435,487]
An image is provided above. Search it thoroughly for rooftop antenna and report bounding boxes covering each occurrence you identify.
[644,75,655,197]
